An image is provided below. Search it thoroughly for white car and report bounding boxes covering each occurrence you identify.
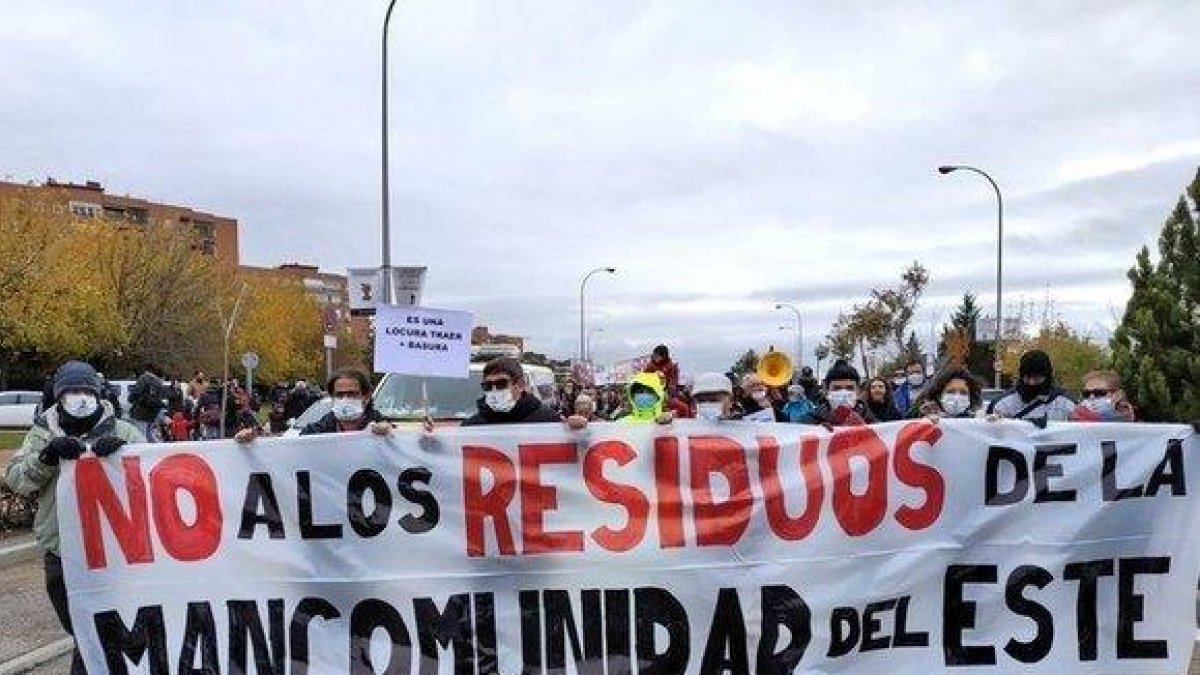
[281,397,332,438]
[0,390,41,429]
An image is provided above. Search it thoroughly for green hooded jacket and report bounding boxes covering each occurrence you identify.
[5,402,144,555]
[621,372,666,423]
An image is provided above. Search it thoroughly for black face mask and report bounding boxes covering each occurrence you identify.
[1017,378,1050,401]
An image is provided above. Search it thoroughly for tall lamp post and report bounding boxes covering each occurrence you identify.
[774,303,805,372]
[587,327,605,362]
[938,165,1003,389]
[380,0,402,303]
[579,267,616,362]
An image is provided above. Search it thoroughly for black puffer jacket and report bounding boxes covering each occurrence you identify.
[462,392,561,426]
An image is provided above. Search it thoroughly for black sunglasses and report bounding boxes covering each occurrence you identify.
[1082,388,1112,399]
[481,378,512,392]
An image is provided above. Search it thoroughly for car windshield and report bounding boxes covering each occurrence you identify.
[291,397,332,429]
[374,373,483,420]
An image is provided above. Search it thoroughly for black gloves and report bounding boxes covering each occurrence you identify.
[93,436,126,457]
[39,437,85,465]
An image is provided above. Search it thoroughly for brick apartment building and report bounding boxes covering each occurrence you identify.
[0,178,240,265]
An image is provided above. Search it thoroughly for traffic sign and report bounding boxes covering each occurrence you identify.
[348,266,427,315]
[240,351,259,370]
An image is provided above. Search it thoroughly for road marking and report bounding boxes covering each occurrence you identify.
[0,637,73,675]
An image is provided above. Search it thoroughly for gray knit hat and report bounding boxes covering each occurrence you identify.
[52,360,103,399]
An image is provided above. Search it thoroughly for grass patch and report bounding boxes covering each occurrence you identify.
[0,430,27,451]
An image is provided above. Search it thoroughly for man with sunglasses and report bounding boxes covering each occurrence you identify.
[462,357,563,426]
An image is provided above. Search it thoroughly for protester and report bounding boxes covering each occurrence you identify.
[597,387,624,420]
[863,376,903,422]
[737,373,785,422]
[284,379,319,422]
[892,358,927,415]
[460,357,562,426]
[4,360,144,675]
[915,366,984,420]
[797,366,823,403]
[167,409,192,441]
[1069,370,1137,422]
[558,379,580,417]
[643,344,680,395]
[267,380,292,433]
[237,369,389,441]
[988,350,1076,424]
[195,380,238,439]
[127,366,168,441]
[782,384,817,423]
[810,359,874,427]
[572,394,600,421]
[618,372,674,424]
[691,373,735,421]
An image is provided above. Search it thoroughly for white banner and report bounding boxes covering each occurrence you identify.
[373,305,474,378]
[59,421,1199,674]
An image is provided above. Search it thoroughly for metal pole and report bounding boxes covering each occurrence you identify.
[938,165,1003,389]
[380,0,400,304]
[219,282,248,439]
[579,267,615,362]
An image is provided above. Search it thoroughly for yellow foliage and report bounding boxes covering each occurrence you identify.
[230,275,325,384]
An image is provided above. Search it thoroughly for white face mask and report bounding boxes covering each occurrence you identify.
[940,392,971,416]
[331,398,365,422]
[485,389,516,413]
[61,393,100,419]
[696,402,724,422]
[828,390,856,410]
[907,373,925,387]
[1082,396,1116,418]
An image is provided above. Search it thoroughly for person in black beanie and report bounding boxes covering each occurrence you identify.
[987,349,1076,425]
[4,360,144,675]
[810,359,876,427]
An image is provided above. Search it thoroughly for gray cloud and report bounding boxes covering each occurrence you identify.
[1,1,1197,374]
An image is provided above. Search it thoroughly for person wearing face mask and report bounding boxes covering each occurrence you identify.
[617,372,675,425]
[988,350,1076,425]
[462,357,563,426]
[810,359,875,428]
[892,359,928,416]
[236,369,391,441]
[863,377,902,422]
[691,373,735,422]
[737,373,785,422]
[782,384,817,423]
[915,366,984,421]
[1069,370,1136,422]
[5,360,144,675]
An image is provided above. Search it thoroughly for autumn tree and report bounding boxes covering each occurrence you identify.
[230,275,326,386]
[1110,168,1200,422]
[1001,322,1108,396]
[938,292,994,380]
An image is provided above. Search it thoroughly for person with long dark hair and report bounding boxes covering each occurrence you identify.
[913,366,985,420]
[863,376,902,422]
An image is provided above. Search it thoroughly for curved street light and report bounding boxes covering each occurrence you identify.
[938,164,1003,388]
[579,267,616,361]
[774,303,805,372]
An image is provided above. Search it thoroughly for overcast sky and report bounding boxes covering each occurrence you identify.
[2,1,1198,375]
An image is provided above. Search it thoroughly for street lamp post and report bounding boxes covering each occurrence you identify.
[579,267,616,362]
[938,165,1003,389]
[774,303,805,373]
[587,327,605,362]
[380,0,402,304]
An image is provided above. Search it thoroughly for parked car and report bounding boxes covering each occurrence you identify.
[281,397,332,439]
[0,390,41,429]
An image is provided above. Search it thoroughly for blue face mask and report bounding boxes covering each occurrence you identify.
[633,392,658,410]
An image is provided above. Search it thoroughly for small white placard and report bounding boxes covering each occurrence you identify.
[373,305,474,378]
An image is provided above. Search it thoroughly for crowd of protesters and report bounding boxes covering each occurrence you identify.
[4,343,1197,673]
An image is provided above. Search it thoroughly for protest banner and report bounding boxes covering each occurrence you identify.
[373,305,474,378]
[59,420,1199,674]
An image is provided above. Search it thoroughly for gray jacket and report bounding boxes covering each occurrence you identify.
[4,402,144,555]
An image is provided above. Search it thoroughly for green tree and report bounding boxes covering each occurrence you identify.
[938,292,994,380]
[1110,168,1200,422]
[730,349,760,380]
